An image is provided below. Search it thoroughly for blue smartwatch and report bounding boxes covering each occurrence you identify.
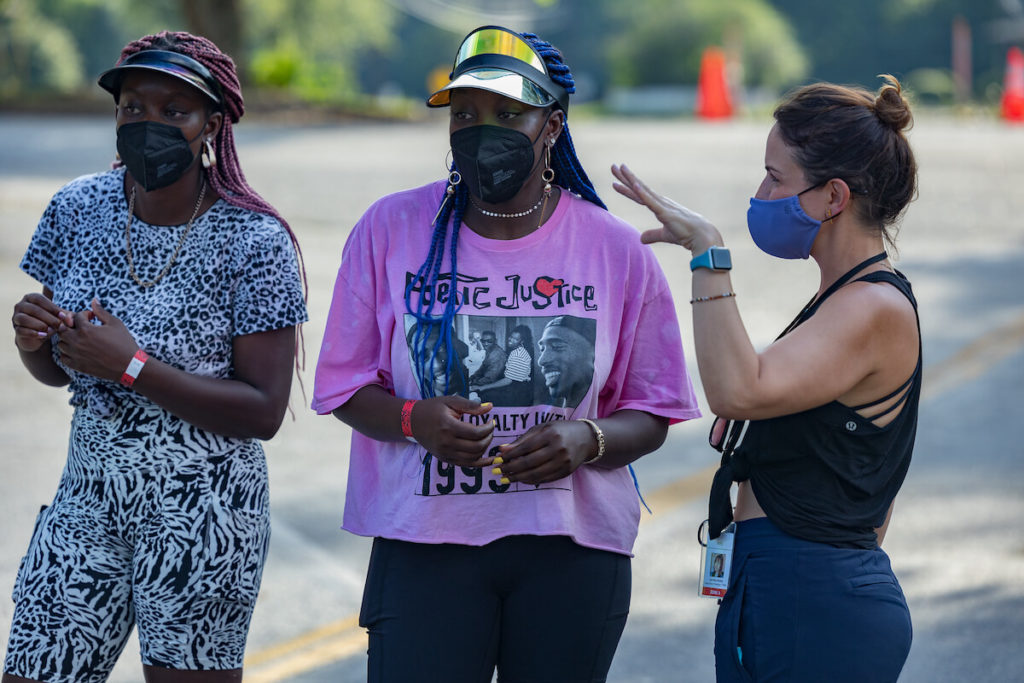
[689,246,732,272]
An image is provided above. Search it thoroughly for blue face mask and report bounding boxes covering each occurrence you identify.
[747,185,835,260]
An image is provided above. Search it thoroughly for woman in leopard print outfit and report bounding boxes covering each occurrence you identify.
[4,32,306,683]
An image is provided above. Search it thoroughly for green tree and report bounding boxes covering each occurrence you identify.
[245,0,397,101]
[0,0,84,95]
[603,0,808,89]
[767,0,1011,97]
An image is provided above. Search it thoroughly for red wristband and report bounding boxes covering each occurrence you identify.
[120,349,149,388]
[401,399,417,442]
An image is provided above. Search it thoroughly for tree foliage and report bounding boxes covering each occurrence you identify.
[1,0,85,95]
[245,0,397,100]
[603,0,808,89]
[3,0,1018,105]
[767,0,1013,96]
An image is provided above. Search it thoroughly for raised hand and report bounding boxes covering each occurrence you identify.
[611,163,722,253]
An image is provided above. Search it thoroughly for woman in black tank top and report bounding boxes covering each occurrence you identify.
[612,77,919,682]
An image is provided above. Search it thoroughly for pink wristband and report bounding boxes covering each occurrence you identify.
[120,349,149,388]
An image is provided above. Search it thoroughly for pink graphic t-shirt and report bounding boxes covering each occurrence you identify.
[313,181,701,555]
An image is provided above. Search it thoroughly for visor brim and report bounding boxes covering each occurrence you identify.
[427,69,556,108]
[98,52,221,104]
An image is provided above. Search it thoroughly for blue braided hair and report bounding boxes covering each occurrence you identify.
[404,175,469,400]
[404,30,603,401]
[520,32,607,211]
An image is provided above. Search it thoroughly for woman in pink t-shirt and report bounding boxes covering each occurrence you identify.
[313,25,699,682]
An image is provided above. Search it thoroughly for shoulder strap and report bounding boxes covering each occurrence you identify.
[778,252,889,338]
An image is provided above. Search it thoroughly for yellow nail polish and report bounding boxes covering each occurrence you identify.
[492,467,503,475]
[500,477,510,485]
[481,402,493,409]
[493,456,503,465]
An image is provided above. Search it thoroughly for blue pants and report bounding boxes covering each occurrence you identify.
[359,535,631,683]
[715,517,912,682]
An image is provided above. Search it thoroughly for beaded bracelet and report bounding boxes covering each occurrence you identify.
[690,291,737,304]
[579,418,606,464]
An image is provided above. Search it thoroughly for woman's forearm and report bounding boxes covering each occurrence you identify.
[690,269,762,418]
[587,409,670,469]
[331,384,409,442]
[19,345,70,387]
[130,326,296,440]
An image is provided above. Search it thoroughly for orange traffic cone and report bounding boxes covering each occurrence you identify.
[1001,46,1024,123]
[695,47,733,120]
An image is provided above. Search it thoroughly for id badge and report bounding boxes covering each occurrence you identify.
[698,520,735,599]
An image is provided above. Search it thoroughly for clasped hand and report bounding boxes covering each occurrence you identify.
[414,396,597,485]
[13,294,138,381]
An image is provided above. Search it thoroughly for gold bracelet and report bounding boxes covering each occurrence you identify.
[690,291,736,304]
[579,418,605,464]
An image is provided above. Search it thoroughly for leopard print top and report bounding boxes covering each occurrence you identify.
[20,168,307,419]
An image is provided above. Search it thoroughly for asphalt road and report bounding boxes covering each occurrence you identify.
[0,111,1022,682]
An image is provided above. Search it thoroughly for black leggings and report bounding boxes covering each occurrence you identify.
[359,535,631,683]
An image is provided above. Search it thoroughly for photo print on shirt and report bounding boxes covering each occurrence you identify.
[404,312,597,497]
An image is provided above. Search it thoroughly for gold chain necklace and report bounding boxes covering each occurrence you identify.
[124,181,206,288]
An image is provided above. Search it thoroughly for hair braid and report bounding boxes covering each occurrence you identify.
[118,32,308,302]
[520,33,606,210]
[404,174,468,399]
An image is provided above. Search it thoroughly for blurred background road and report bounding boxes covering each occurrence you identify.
[1,111,1022,682]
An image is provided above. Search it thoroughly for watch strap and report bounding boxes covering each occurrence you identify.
[690,246,732,272]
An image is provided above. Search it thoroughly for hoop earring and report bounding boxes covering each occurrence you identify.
[202,139,217,169]
[446,170,461,196]
[431,170,462,226]
[541,145,555,197]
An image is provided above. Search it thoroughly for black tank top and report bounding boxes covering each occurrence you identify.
[708,253,921,549]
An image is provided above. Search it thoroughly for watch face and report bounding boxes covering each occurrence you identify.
[711,248,732,270]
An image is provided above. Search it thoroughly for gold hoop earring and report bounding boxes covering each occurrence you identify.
[202,139,217,169]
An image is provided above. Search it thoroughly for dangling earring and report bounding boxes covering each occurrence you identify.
[431,170,461,225]
[541,142,555,198]
[536,142,556,225]
[825,207,833,225]
[202,139,217,169]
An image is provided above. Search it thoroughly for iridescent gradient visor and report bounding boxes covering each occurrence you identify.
[427,26,569,111]
[98,49,222,105]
